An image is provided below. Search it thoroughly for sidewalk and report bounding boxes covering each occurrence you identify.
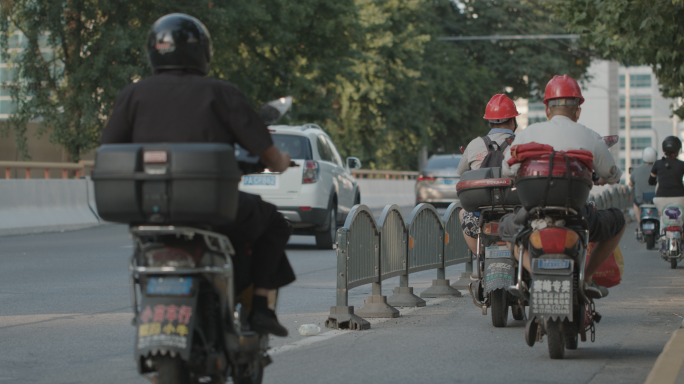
[645,325,684,384]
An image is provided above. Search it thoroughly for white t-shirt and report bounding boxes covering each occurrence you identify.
[501,115,622,184]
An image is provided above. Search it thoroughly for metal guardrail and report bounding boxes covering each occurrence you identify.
[328,186,635,331]
[1,160,95,179]
[326,202,467,330]
[351,169,419,180]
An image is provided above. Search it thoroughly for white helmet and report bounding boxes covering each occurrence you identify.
[642,147,657,164]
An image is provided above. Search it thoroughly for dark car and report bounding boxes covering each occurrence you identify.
[415,154,462,207]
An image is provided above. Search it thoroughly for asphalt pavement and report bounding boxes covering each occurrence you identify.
[0,217,682,383]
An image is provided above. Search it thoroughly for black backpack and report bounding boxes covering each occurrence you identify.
[480,135,514,168]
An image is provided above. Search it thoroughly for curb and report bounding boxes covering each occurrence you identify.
[645,328,684,384]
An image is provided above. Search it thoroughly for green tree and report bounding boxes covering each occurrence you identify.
[542,0,684,116]
[0,0,357,161]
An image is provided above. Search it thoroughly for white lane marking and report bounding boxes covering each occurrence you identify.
[269,298,448,355]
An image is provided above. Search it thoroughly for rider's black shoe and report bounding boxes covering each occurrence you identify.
[251,310,289,337]
[583,280,608,299]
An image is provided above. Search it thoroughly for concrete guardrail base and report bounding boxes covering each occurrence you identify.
[355,295,400,318]
[451,272,472,290]
[387,287,426,307]
[420,279,462,298]
[325,306,371,330]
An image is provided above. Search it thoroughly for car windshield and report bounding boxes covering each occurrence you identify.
[424,155,462,171]
[272,134,313,160]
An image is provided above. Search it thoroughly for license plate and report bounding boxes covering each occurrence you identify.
[438,178,458,185]
[537,260,570,269]
[486,245,510,259]
[642,222,655,230]
[242,174,277,186]
[147,277,193,295]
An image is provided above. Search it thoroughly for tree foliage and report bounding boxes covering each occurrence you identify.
[542,0,684,117]
[0,0,591,168]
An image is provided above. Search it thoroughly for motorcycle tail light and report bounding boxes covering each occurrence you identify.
[417,175,436,182]
[145,248,196,268]
[529,227,579,254]
[302,160,319,184]
[666,226,682,232]
[483,222,499,235]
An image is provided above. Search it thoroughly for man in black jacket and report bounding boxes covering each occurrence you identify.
[101,13,295,336]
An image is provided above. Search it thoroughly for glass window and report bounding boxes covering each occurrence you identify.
[620,157,644,171]
[0,99,17,114]
[325,137,344,167]
[0,67,19,83]
[620,74,651,88]
[620,96,651,109]
[619,137,652,150]
[424,155,462,171]
[528,103,545,111]
[317,135,333,162]
[620,116,651,129]
[271,134,312,160]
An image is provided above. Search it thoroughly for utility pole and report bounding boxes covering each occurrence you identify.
[625,71,631,179]
[674,98,680,137]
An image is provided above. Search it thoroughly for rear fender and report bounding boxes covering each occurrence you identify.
[529,254,575,322]
[484,249,515,294]
[135,289,200,372]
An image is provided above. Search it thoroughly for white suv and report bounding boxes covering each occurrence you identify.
[239,124,362,249]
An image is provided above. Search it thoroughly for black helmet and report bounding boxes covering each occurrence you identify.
[663,136,682,154]
[146,14,212,75]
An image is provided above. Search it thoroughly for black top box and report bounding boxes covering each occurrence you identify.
[456,167,520,212]
[91,143,242,225]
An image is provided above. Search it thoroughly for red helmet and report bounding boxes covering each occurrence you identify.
[543,74,584,105]
[483,94,520,121]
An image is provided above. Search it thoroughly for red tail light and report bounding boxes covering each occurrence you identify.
[483,222,499,235]
[666,226,682,232]
[302,160,319,184]
[417,175,435,182]
[529,227,579,254]
[143,151,167,163]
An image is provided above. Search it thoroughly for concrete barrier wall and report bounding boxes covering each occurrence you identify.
[357,179,416,209]
[0,179,100,236]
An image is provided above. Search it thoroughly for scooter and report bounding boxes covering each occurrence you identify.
[636,192,659,250]
[92,98,294,384]
[456,168,526,327]
[658,204,684,269]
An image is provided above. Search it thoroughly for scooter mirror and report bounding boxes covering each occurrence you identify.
[258,96,293,125]
[459,145,466,154]
[603,135,619,148]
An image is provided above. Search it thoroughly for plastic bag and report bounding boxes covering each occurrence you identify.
[585,243,624,288]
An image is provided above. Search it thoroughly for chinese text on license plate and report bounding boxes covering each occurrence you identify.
[243,175,276,186]
[147,277,193,295]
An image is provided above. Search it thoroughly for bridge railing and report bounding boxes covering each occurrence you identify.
[1,160,95,179]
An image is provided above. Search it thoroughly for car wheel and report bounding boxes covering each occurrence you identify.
[315,205,337,249]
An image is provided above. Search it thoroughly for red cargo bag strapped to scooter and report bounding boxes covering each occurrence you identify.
[508,143,594,211]
[585,243,624,288]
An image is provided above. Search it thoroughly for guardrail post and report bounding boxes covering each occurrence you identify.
[451,252,473,290]
[356,207,400,318]
[325,228,371,330]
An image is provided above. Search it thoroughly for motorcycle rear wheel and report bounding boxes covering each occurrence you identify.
[490,289,508,328]
[671,258,678,269]
[155,355,191,384]
[563,320,578,350]
[234,361,264,384]
[546,319,565,359]
[646,235,655,250]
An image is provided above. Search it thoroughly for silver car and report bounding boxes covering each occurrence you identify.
[415,154,462,207]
